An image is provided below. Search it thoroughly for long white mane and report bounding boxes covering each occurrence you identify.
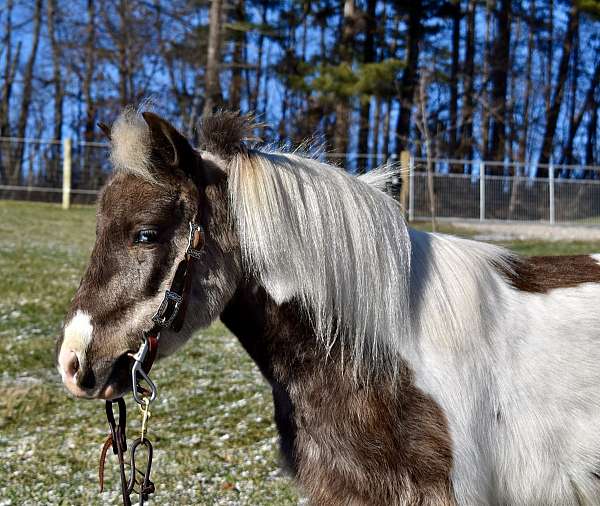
[228,150,412,372]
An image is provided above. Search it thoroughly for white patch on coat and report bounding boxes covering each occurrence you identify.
[401,231,600,504]
[590,253,600,265]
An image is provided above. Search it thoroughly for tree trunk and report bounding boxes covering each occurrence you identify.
[228,0,245,110]
[507,14,527,218]
[370,96,381,166]
[249,2,267,114]
[11,0,42,186]
[488,0,511,169]
[203,0,224,117]
[395,0,423,155]
[508,0,537,218]
[564,62,600,167]
[1,0,15,139]
[545,0,554,131]
[0,0,17,184]
[538,2,579,175]
[585,94,598,170]
[458,0,476,161]
[382,98,392,160]
[47,0,63,143]
[333,0,357,163]
[517,0,536,168]
[416,72,437,232]
[46,0,64,186]
[481,0,493,160]
[448,0,460,159]
[357,0,377,172]
[83,0,96,143]
[116,0,130,107]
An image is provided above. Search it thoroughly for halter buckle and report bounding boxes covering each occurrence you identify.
[151,290,182,329]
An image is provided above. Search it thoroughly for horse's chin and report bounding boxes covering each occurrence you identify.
[98,383,129,401]
[94,352,134,400]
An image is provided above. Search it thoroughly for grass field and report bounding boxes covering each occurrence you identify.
[2,201,600,506]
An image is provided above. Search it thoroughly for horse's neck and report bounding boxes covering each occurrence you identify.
[219,278,324,382]
[220,279,275,381]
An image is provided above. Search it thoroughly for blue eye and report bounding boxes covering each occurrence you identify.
[135,229,159,244]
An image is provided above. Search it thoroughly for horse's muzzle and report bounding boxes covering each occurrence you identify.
[58,349,133,400]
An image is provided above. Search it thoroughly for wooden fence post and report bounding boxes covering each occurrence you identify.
[409,154,415,222]
[62,138,72,210]
[479,160,485,221]
[400,150,410,217]
[549,160,555,224]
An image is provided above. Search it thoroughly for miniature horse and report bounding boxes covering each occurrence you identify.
[57,109,600,505]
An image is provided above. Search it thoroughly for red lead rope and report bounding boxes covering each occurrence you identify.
[142,335,159,375]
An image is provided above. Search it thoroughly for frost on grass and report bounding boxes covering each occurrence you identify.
[0,202,298,505]
[1,332,298,505]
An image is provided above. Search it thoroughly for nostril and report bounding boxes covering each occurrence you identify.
[58,348,80,380]
[69,353,80,376]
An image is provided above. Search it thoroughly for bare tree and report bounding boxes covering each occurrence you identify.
[448,0,460,156]
[333,0,358,162]
[228,0,245,110]
[487,0,511,164]
[395,0,423,155]
[357,0,377,172]
[11,0,43,185]
[538,1,579,174]
[47,0,63,142]
[203,0,224,117]
[415,69,437,232]
[458,0,476,160]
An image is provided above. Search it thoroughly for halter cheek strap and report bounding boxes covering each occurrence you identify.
[132,220,205,404]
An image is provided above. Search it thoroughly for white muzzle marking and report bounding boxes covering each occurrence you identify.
[58,310,93,388]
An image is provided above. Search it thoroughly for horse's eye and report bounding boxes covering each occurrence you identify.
[134,229,159,244]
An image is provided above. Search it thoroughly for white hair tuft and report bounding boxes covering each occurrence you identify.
[110,107,154,180]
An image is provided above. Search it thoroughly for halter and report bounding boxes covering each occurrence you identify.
[100,219,204,505]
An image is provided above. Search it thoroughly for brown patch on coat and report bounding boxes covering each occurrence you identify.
[496,255,600,293]
[222,281,456,505]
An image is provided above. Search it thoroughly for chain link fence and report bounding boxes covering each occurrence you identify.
[409,158,600,224]
[1,137,600,225]
[0,138,110,206]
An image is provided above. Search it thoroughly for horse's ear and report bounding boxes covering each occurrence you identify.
[141,111,200,174]
[141,112,224,185]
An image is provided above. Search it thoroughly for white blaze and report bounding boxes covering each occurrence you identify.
[59,310,93,378]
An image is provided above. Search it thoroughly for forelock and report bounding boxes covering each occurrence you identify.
[197,111,260,160]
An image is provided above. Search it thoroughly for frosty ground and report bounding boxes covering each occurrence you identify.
[2,201,600,505]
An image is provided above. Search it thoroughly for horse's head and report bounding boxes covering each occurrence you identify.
[56,110,241,399]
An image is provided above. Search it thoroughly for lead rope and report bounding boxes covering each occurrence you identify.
[98,220,204,505]
[100,337,157,506]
